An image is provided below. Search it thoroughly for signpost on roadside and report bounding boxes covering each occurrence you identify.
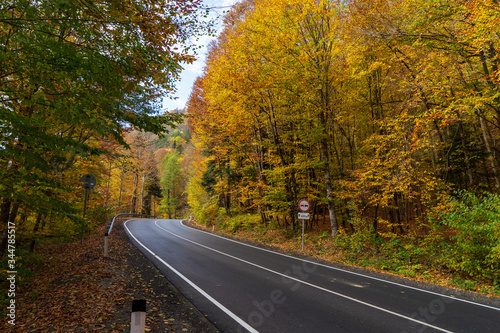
[80,174,96,243]
[298,199,310,251]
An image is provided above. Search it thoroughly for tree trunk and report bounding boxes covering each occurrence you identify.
[140,173,145,214]
[0,199,12,252]
[226,159,231,216]
[479,116,500,188]
[319,112,338,238]
[29,212,43,253]
[118,162,125,210]
[167,189,171,219]
[131,173,139,214]
[458,121,474,187]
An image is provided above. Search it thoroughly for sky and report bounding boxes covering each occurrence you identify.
[162,0,240,112]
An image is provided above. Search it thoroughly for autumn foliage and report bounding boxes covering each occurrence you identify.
[185,0,500,282]
[0,1,207,249]
[1,0,499,311]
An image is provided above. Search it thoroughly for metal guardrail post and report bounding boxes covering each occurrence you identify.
[104,235,109,257]
[104,213,153,257]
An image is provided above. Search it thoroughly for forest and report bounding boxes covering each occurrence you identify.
[1,0,499,295]
[184,0,500,286]
[0,1,203,257]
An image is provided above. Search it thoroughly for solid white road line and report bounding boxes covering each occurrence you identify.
[178,220,500,312]
[155,220,453,333]
[123,220,259,333]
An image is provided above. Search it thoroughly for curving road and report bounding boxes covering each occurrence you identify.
[124,219,500,333]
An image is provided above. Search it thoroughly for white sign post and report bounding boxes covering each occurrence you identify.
[298,199,310,251]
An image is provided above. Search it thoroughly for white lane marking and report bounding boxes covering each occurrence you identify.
[156,220,453,332]
[123,220,259,333]
[178,220,500,312]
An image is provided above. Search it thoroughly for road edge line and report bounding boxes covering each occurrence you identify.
[157,221,452,332]
[123,220,259,333]
[179,220,500,312]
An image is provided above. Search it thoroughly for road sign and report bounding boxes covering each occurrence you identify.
[298,199,310,212]
[298,212,310,220]
[80,174,96,189]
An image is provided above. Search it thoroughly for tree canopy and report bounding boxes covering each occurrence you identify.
[181,0,500,281]
[187,0,500,238]
[0,0,206,248]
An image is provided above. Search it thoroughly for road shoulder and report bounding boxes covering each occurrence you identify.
[10,220,220,333]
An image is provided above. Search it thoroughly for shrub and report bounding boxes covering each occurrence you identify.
[219,214,260,233]
[432,190,500,280]
[335,216,380,254]
[196,197,222,226]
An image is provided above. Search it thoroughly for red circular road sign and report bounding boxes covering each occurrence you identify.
[298,199,310,212]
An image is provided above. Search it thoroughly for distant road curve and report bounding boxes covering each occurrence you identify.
[124,219,500,333]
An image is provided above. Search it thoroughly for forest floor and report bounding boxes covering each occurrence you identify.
[2,220,220,333]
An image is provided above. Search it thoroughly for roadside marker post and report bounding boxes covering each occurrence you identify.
[131,299,147,333]
[104,235,109,257]
[298,199,311,251]
[104,213,152,258]
[104,217,113,258]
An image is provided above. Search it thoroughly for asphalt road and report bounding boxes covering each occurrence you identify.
[124,219,500,333]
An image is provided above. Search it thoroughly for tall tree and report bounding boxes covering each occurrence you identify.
[186,0,500,241]
[0,0,204,247]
